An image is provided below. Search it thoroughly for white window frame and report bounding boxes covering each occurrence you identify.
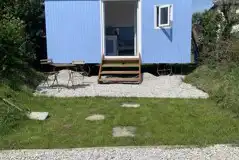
[154,4,173,29]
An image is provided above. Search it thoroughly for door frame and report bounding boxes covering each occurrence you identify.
[100,0,142,58]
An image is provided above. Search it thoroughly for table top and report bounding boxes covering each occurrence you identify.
[50,63,76,67]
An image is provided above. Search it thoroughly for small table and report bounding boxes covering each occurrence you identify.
[50,63,76,88]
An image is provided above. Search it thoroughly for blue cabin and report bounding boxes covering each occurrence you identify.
[44,0,193,83]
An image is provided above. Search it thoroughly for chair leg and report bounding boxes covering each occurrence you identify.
[42,75,50,87]
[46,77,50,87]
[67,71,75,88]
[81,74,84,84]
[71,73,75,89]
[51,72,59,87]
[67,72,71,88]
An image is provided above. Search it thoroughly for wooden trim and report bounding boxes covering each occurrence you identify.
[98,54,104,83]
[139,53,142,83]
[99,77,140,83]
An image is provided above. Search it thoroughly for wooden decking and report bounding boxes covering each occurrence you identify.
[98,55,142,84]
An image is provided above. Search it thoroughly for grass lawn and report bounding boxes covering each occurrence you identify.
[1,96,239,149]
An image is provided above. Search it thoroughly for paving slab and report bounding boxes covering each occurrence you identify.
[113,126,136,137]
[85,114,105,121]
[121,103,140,108]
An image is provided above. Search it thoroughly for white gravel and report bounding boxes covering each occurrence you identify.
[1,145,239,160]
[34,70,209,98]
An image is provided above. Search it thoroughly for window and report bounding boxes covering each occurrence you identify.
[155,5,172,28]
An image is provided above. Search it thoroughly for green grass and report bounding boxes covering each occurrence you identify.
[1,64,239,149]
[185,64,239,115]
[1,94,239,149]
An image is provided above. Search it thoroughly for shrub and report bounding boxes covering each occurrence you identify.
[193,10,224,65]
[0,0,44,136]
[193,4,239,66]
[188,3,239,115]
[0,13,43,91]
[185,64,239,115]
[0,13,36,72]
[201,39,239,66]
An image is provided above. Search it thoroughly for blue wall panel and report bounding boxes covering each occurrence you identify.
[45,0,101,63]
[45,0,192,64]
[141,0,192,63]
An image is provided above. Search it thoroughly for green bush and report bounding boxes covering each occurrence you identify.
[0,13,28,72]
[203,39,239,66]
[188,5,239,115]
[185,64,239,115]
[0,0,44,136]
[0,13,43,91]
[0,0,45,78]
[193,10,223,65]
[193,6,239,65]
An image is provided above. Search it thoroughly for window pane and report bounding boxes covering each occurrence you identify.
[160,7,169,25]
[156,6,159,27]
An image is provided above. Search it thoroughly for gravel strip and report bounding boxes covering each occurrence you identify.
[34,70,209,98]
[1,145,239,160]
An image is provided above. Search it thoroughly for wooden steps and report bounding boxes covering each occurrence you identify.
[101,71,139,75]
[98,55,142,84]
[99,77,140,83]
[102,63,139,68]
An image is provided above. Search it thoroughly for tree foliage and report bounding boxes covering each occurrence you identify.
[193,1,239,65]
[0,0,44,73]
[0,0,45,136]
[0,0,45,90]
[213,0,239,38]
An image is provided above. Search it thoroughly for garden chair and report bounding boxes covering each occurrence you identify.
[40,59,59,87]
[67,60,85,88]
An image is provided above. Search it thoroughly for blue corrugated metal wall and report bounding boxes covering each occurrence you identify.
[141,0,192,63]
[45,0,192,64]
[45,0,101,63]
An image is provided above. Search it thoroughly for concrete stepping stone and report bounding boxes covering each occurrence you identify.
[113,126,136,137]
[121,103,140,108]
[85,114,105,121]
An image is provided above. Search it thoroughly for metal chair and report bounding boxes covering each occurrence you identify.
[67,60,85,88]
[40,59,59,87]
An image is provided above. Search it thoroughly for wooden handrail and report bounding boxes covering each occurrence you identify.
[98,54,104,83]
[138,53,142,83]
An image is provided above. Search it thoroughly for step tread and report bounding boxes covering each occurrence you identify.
[101,71,140,74]
[99,77,140,82]
[103,58,139,61]
[102,64,139,67]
